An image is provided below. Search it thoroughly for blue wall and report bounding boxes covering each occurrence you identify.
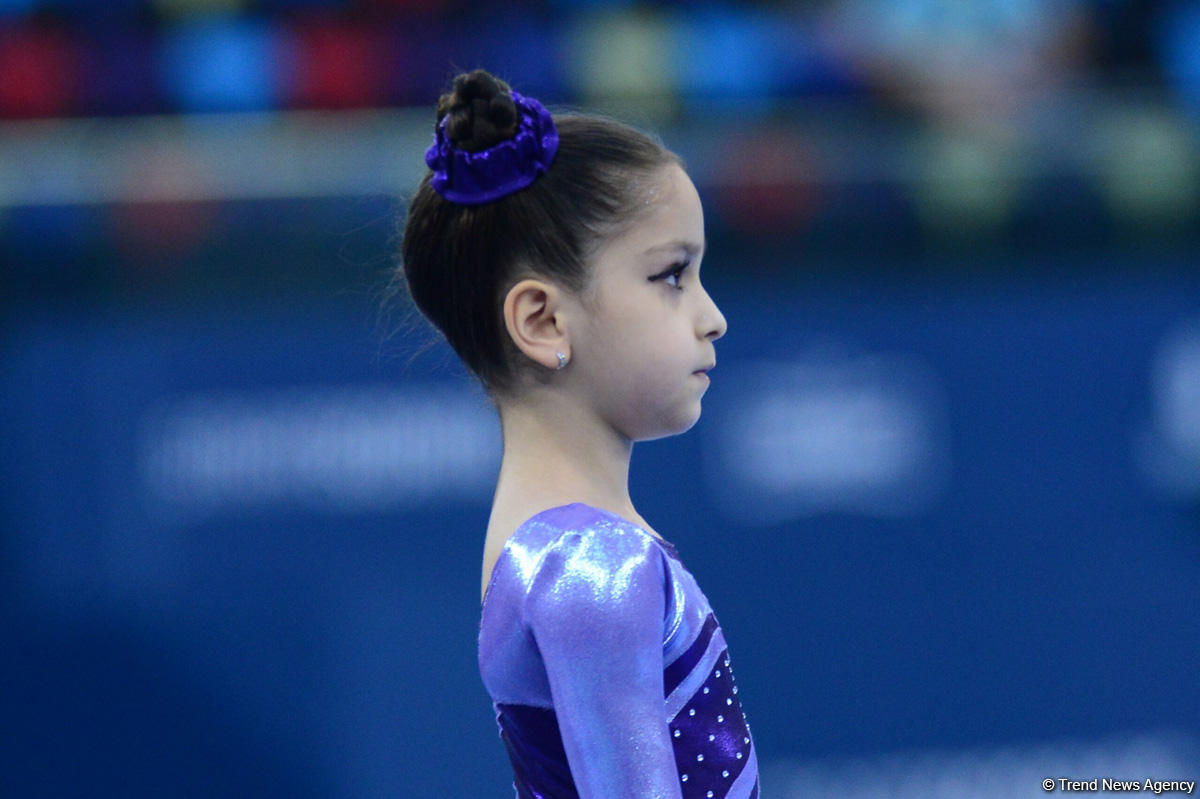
[2,255,1198,796]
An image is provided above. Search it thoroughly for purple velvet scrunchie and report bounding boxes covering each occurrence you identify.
[424,90,559,206]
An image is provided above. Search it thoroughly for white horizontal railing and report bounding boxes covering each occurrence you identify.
[0,91,1196,210]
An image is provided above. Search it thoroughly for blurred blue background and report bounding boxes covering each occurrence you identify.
[1,1,1198,797]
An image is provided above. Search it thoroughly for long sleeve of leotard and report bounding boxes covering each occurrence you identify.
[523,523,684,799]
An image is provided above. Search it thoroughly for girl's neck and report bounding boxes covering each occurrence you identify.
[492,389,637,521]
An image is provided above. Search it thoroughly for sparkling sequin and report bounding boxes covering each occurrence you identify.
[681,775,688,782]
[697,754,704,762]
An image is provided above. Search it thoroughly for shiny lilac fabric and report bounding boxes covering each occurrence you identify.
[425,90,559,205]
[478,503,759,799]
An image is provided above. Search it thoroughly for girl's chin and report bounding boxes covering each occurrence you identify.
[631,403,702,442]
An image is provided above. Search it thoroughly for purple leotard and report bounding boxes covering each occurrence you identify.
[478,503,760,798]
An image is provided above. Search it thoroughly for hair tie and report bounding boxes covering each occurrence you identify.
[424,91,559,205]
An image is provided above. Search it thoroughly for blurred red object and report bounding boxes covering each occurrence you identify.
[109,147,216,265]
[710,128,823,234]
[281,21,391,109]
[0,25,79,118]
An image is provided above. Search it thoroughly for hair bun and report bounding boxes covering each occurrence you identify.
[436,70,519,153]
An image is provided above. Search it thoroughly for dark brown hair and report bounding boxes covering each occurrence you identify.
[396,70,680,397]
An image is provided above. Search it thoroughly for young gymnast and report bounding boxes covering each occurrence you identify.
[399,69,758,798]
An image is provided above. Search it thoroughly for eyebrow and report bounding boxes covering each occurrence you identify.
[642,239,705,258]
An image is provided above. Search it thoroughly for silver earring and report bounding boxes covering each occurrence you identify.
[555,351,568,370]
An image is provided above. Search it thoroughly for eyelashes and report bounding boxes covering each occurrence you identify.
[649,260,691,290]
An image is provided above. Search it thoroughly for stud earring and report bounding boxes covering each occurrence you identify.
[555,351,568,370]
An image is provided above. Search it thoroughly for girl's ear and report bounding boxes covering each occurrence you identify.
[503,278,569,371]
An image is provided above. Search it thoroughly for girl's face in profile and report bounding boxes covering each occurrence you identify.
[570,163,727,441]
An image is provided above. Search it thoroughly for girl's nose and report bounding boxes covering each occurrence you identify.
[700,288,727,341]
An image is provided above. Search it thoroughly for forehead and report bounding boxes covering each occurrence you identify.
[597,164,705,262]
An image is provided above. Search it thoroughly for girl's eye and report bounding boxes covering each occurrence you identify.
[652,261,690,290]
